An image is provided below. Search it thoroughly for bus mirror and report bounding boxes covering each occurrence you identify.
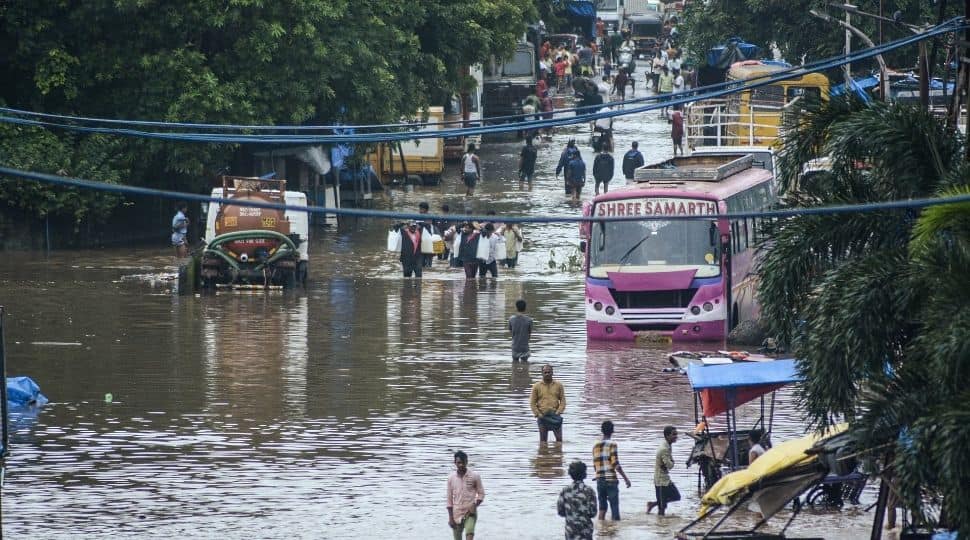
[580,241,587,253]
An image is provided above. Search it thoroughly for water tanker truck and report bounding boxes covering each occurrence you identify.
[178,176,309,293]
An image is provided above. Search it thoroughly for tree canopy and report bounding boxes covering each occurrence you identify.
[681,0,959,71]
[0,0,536,223]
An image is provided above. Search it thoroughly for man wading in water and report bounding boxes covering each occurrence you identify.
[529,364,566,442]
[447,451,485,540]
[460,144,482,197]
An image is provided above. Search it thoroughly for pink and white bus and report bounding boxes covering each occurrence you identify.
[581,153,776,341]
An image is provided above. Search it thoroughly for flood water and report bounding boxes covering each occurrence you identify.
[1,79,874,539]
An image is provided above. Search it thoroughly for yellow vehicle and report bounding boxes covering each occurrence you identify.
[686,61,829,149]
[368,106,445,185]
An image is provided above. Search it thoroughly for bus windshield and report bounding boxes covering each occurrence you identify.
[596,0,619,10]
[589,219,720,278]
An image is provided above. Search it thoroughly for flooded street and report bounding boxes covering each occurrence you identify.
[1,85,874,539]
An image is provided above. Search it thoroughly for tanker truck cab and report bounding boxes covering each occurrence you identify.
[191,176,309,291]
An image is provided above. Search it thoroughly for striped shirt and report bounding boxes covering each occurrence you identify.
[592,439,619,482]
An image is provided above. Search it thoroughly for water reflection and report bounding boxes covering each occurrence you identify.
[200,294,309,418]
[531,442,565,479]
[510,360,532,391]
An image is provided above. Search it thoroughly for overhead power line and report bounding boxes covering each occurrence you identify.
[2,165,967,224]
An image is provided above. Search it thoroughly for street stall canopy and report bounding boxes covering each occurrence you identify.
[687,359,802,418]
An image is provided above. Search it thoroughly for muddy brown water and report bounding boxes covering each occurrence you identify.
[1,80,874,539]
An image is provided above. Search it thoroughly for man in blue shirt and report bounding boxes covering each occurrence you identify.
[566,154,587,202]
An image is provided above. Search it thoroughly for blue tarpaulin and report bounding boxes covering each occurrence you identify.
[3,376,48,456]
[687,360,802,417]
[6,376,48,410]
[706,39,760,69]
[831,76,880,98]
[564,0,597,39]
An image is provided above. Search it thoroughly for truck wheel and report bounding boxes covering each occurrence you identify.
[406,174,422,185]
[297,261,308,287]
[177,264,191,295]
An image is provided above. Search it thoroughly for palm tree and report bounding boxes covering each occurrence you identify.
[757,96,970,534]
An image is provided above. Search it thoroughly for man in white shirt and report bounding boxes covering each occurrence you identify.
[672,69,685,94]
[748,429,767,464]
[594,107,614,152]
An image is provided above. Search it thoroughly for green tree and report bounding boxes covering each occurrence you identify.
[681,0,958,69]
[0,0,534,229]
[758,97,970,533]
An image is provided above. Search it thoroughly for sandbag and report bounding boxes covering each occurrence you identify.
[387,229,401,252]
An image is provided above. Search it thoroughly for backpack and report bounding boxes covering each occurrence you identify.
[567,158,586,185]
[622,150,641,178]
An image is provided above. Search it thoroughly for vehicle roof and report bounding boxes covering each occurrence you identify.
[728,61,829,87]
[594,163,773,202]
[689,146,774,155]
[627,13,663,21]
[728,61,788,79]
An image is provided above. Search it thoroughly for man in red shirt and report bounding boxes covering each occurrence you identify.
[671,104,684,156]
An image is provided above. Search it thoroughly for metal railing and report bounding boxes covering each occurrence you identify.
[685,100,791,148]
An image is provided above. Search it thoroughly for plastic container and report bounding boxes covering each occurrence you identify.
[420,228,435,254]
[387,229,401,252]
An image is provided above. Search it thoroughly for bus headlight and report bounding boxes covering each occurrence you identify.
[594,302,603,311]
[605,306,615,315]
[690,306,701,315]
[703,302,714,312]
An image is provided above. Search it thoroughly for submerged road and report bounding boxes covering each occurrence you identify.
[0,70,875,539]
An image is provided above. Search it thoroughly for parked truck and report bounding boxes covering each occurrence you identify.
[482,41,537,131]
[444,66,484,161]
[367,106,445,185]
[178,175,309,293]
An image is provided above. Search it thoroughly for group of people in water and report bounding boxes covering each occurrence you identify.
[394,202,524,279]
[549,139,646,201]
[448,360,686,540]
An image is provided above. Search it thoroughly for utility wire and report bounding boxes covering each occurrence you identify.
[2,165,967,224]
